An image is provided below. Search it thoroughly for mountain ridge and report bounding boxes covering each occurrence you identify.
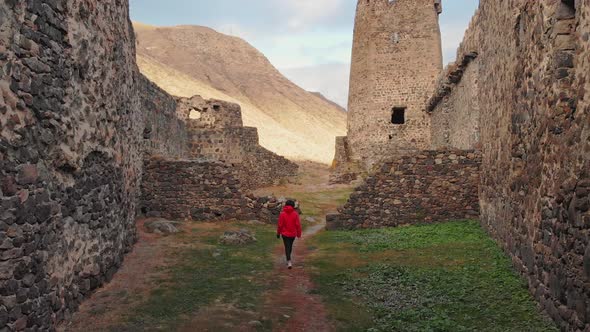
[133,22,346,164]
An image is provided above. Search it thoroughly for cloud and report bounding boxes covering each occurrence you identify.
[265,31,352,68]
[130,0,478,113]
[274,0,346,31]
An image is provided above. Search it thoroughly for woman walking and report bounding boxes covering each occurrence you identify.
[277,200,302,269]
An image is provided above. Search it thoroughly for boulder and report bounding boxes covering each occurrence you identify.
[144,219,182,235]
[219,229,257,245]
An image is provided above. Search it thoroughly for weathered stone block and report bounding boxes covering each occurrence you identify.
[584,245,590,280]
[554,51,575,69]
[555,34,576,51]
[15,165,38,185]
[0,177,17,197]
[0,306,7,327]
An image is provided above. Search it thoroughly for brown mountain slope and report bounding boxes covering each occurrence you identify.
[310,92,347,113]
[134,22,347,164]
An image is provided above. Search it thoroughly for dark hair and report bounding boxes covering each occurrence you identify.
[285,200,296,207]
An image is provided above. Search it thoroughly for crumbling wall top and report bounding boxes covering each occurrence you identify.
[177,96,244,129]
[357,0,442,14]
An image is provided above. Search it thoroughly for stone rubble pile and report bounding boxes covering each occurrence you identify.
[143,219,182,235]
[219,229,257,246]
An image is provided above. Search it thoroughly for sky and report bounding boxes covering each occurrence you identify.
[130,0,479,108]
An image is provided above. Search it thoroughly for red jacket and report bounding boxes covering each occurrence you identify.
[277,206,302,238]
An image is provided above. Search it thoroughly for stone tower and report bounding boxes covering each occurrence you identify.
[345,0,443,170]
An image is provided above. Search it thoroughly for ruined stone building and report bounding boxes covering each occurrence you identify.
[177,96,297,191]
[334,0,443,177]
[0,1,296,330]
[330,0,589,330]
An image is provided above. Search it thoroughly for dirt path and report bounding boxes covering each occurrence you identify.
[58,219,175,332]
[60,162,352,331]
[262,220,333,332]
[253,162,354,332]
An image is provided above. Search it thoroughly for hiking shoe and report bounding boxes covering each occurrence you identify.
[288,261,293,269]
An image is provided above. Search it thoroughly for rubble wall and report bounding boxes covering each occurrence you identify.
[138,76,188,159]
[141,159,246,221]
[428,53,480,150]
[0,1,188,329]
[238,134,299,191]
[329,136,359,184]
[140,158,297,223]
[184,99,298,191]
[475,1,590,329]
[327,151,480,230]
[428,11,481,150]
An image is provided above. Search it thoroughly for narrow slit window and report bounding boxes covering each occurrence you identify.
[391,107,406,125]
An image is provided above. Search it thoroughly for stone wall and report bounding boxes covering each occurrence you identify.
[330,136,360,184]
[238,140,299,191]
[345,0,443,170]
[184,98,254,164]
[178,96,243,128]
[428,10,481,151]
[0,0,298,329]
[331,0,589,329]
[0,1,190,330]
[138,76,188,159]
[188,126,253,164]
[141,159,246,221]
[327,151,480,230]
[183,98,298,190]
[427,53,481,150]
[140,158,296,223]
[474,1,590,329]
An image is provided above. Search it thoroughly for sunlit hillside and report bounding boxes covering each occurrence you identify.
[134,22,347,164]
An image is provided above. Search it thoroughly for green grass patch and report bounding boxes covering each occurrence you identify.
[292,188,354,217]
[118,223,277,331]
[309,221,558,331]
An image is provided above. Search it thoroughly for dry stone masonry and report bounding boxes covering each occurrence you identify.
[0,1,152,329]
[141,159,247,221]
[141,158,299,224]
[427,52,480,150]
[139,77,189,159]
[0,1,296,330]
[327,151,480,230]
[474,1,589,329]
[335,0,444,174]
[180,97,298,190]
[335,0,590,329]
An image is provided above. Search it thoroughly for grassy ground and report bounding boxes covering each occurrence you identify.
[108,222,278,331]
[308,220,558,332]
[115,184,354,331]
[64,163,557,331]
[294,188,353,219]
[64,161,354,332]
[255,162,354,221]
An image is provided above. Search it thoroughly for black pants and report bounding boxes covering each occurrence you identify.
[282,236,296,261]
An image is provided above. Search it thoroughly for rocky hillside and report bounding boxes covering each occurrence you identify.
[134,22,347,164]
[310,92,347,113]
